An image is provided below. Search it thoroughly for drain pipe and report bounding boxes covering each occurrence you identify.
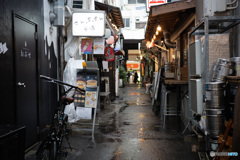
[163,31,176,48]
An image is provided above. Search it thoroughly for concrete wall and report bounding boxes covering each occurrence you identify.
[121,1,148,39]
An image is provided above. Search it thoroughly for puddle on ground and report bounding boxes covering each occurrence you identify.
[99,124,116,134]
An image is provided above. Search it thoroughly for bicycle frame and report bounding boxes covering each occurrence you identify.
[36,75,85,160]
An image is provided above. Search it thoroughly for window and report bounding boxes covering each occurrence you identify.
[136,6,146,10]
[123,18,130,27]
[136,22,146,29]
[73,0,83,9]
[128,0,146,4]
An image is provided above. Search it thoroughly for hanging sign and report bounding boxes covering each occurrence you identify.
[72,12,105,37]
[93,38,105,54]
[127,62,140,70]
[105,47,114,61]
[81,39,92,54]
[146,0,167,12]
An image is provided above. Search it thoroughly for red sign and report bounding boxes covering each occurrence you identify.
[127,63,139,69]
[105,47,114,61]
[146,0,166,12]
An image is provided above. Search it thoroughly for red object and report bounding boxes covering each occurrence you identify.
[105,47,114,61]
[115,50,124,55]
[147,0,166,10]
[127,63,139,69]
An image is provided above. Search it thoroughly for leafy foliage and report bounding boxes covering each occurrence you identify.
[119,66,127,84]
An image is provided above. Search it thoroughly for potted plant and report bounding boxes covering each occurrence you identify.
[119,66,127,87]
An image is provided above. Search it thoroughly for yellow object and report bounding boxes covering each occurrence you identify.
[82,61,86,67]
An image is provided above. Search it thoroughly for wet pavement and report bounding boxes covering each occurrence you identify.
[25,84,203,160]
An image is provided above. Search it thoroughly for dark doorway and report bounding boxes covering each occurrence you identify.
[13,13,38,148]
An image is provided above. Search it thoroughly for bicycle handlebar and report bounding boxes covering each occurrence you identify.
[40,75,85,93]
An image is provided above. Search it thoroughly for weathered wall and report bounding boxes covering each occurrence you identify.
[0,0,59,147]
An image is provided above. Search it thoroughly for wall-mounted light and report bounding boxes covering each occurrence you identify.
[156,30,159,35]
[153,35,156,40]
[157,25,161,31]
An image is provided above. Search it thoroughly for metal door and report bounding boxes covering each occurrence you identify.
[13,14,38,148]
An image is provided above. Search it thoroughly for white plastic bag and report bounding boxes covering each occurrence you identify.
[63,58,85,97]
[64,103,77,123]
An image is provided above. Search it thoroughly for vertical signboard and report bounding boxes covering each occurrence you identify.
[146,0,167,12]
[81,39,92,54]
[93,38,105,54]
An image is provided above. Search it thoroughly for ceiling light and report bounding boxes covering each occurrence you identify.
[156,30,159,35]
[157,25,161,31]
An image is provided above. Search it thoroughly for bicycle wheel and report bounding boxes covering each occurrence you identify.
[36,142,50,160]
[49,141,57,160]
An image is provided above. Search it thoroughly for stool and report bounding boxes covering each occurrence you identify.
[162,86,179,129]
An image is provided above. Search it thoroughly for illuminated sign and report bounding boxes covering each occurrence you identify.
[127,63,140,69]
[146,0,167,12]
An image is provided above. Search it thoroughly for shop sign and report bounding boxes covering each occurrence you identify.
[127,63,140,69]
[146,0,166,12]
[81,39,92,54]
[93,38,105,54]
[72,12,105,37]
[105,47,114,61]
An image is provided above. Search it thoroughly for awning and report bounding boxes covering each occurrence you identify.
[95,2,124,28]
[145,0,195,41]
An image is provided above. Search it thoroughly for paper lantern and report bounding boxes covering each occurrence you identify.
[106,36,114,44]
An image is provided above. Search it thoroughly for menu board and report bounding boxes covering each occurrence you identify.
[85,91,97,108]
[75,71,86,107]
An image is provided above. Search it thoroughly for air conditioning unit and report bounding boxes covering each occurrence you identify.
[204,0,238,16]
[190,79,203,114]
[189,40,202,77]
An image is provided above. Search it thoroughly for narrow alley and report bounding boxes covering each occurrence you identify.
[27,84,201,160]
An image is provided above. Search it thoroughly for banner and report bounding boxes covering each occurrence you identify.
[105,47,114,61]
[81,39,92,54]
[93,38,105,54]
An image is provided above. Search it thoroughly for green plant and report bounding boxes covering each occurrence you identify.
[119,66,127,84]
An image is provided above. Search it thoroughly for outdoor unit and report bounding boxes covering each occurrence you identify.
[190,79,203,114]
[204,0,238,16]
[189,40,202,77]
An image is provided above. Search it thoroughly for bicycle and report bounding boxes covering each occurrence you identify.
[36,75,85,160]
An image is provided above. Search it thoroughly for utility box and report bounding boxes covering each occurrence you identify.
[212,0,227,13]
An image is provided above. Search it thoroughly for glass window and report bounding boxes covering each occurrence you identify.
[73,0,83,9]
[123,18,130,27]
[136,22,146,29]
[128,0,136,4]
[128,0,146,4]
[137,0,146,3]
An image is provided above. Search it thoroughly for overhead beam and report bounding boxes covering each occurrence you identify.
[152,0,196,17]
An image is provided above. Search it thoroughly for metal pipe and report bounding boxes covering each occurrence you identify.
[227,0,237,5]
[163,31,176,48]
[227,0,238,10]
